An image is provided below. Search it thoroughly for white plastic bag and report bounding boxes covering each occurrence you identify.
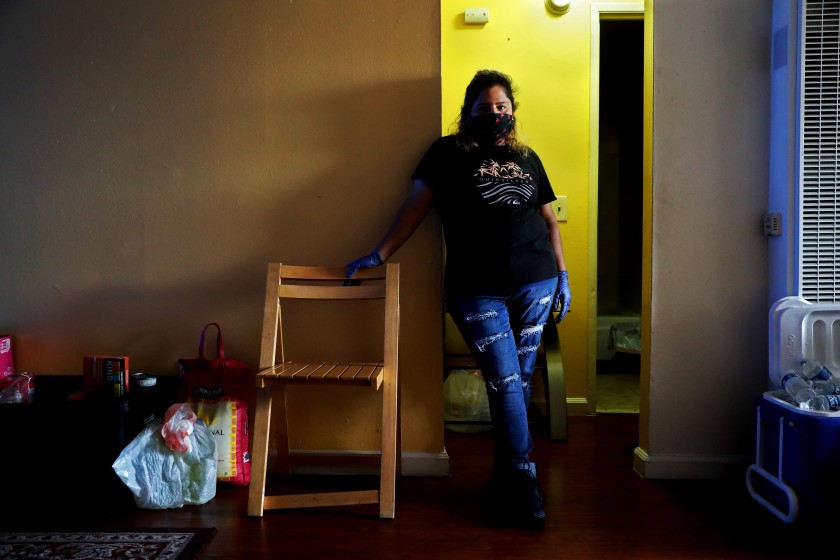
[610,321,641,354]
[112,403,217,509]
[443,369,492,433]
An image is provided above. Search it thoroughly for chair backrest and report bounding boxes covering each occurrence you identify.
[258,263,400,374]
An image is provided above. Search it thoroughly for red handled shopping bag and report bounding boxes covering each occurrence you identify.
[179,322,251,485]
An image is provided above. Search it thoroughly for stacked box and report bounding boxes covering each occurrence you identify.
[83,355,129,399]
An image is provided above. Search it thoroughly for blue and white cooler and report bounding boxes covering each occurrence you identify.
[746,296,840,523]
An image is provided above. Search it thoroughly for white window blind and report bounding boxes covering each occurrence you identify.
[801,0,840,302]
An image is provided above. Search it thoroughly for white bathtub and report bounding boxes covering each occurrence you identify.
[596,313,641,360]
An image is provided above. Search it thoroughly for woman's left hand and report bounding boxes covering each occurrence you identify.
[553,270,571,323]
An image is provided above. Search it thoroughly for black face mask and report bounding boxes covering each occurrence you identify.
[466,113,515,146]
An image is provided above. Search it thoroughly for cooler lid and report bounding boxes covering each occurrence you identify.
[770,296,840,385]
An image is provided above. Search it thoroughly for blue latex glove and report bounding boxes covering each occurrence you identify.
[552,270,571,323]
[344,250,384,286]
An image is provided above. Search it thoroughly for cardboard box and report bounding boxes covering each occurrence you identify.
[0,336,13,381]
[84,355,129,399]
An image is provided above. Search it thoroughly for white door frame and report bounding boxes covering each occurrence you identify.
[587,2,645,414]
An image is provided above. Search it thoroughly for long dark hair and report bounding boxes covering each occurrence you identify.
[454,69,528,156]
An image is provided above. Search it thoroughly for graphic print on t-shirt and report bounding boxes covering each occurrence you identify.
[474,158,534,206]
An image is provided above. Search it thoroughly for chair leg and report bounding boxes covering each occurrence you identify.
[273,384,292,475]
[542,322,568,441]
[378,375,398,519]
[247,385,273,517]
[396,385,402,477]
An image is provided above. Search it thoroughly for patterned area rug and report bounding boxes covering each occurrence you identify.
[0,528,217,560]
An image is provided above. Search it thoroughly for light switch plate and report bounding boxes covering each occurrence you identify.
[465,8,489,24]
[552,195,568,221]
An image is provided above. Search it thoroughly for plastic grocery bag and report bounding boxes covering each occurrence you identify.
[112,403,217,509]
[443,369,492,433]
[610,321,641,354]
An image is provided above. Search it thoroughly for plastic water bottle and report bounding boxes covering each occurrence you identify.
[780,371,818,406]
[801,393,840,412]
[801,359,840,395]
[814,377,840,395]
[801,358,834,382]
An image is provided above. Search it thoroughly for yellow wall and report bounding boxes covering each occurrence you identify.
[442,1,642,408]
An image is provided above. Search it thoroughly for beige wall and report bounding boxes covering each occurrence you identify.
[0,1,444,461]
[639,0,772,478]
[0,0,779,480]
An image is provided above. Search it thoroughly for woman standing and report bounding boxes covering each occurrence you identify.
[345,69,571,527]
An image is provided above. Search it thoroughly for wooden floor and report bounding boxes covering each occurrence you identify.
[10,413,823,560]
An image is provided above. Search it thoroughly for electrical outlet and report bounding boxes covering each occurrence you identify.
[764,212,782,237]
[464,8,489,24]
[552,195,568,222]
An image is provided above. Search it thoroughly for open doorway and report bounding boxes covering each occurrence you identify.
[594,18,643,413]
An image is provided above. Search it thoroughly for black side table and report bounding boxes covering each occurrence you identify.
[0,375,180,516]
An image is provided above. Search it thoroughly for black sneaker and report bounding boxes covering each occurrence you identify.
[509,468,545,527]
[489,467,545,528]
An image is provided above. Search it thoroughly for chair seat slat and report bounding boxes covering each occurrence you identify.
[324,363,350,380]
[258,361,383,388]
[305,363,336,380]
[347,363,377,382]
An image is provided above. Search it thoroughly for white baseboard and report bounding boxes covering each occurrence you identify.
[633,446,751,479]
[566,397,591,416]
[402,449,451,477]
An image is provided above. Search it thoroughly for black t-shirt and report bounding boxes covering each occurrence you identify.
[412,135,558,294]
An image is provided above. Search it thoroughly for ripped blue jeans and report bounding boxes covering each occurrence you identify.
[446,276,558,473]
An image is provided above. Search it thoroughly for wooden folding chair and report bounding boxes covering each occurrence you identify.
[247,263,400,518]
